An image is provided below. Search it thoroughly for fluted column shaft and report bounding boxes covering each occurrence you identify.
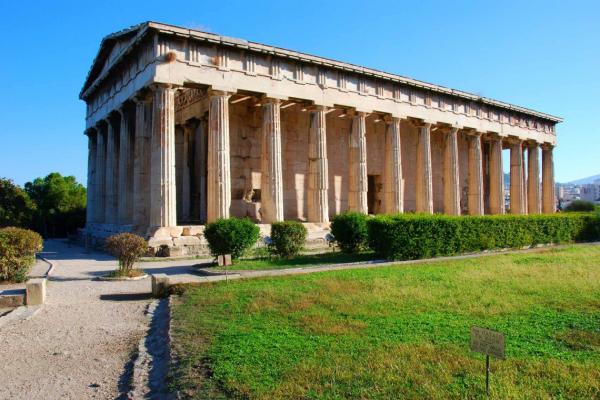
[86,130,97,226]
[260,98,284,223]
[542,145,555,213]
[383,117,403,213]
[416,123,433,213]
[117,107,133,225]
[348,112,368,213]
[527,143,541,214]
[444,127,461,215]
[207,90,232,222]
[94,126,106,223]
[150,84,177,227]
[510,140,526,214]
[489,137,505,214]
[308,106,329,222]
[133,94,152,230]
[467,132,484,215]
[105,118,119,224]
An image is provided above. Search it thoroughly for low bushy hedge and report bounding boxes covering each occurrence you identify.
[330,212,369,253]
[270,221,307,258]
[368,213,600,261]
[204,217,260,260]
[0,227,43,282]
[564,200,596,212]
[105,233,147,275]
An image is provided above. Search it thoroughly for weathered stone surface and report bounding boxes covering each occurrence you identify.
[151,274,169,297]
[26,278,46,306]
[172,236,202,246]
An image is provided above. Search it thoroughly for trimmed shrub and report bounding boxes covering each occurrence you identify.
[270,221,307,258]
[105,233,147,275]
[565,200,596,212]
[368,213,600,261]
[330,212,369,253]
[204,217,260,260]
[0,227,43,282]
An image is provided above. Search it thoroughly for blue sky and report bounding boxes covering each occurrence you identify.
[0,0,598,185]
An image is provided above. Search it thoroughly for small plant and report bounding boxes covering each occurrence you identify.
[105,233,147,277]
[270,221,307,258]
[564,200,596,212]
[0,227,43,282]
[330,211,369,253]
[204,217,260,260]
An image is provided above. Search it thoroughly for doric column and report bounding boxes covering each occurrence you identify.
[94,123,106,223]
[542,144,556,213]
[105,116,119,224]
[416,122,433,213]
[196,118,208,223]
[150,84,177,227]
[132,92,152,230]
[527,143,541,214]
[383,116,403,214]
[509,139,526,214]
[489,136,505,214]
[181,121,196,222]
[348,111,368,214]
[307,106,329,222]
[467,132,484,215]
[443,127,461,215]
[117,105,134,225]
[207,90,232,222]
[260,98,284,223]
[85,129,97,226]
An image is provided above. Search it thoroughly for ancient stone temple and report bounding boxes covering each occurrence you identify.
[81,21,561,254]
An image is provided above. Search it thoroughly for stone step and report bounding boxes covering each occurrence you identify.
[0,289,26,308]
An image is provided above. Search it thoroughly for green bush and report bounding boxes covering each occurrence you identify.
[330,212,369,253]
[270,221,307,258]
[564,200,596,212]
[105,233,147,275]
[0,227,43,282]
[204,217,260,260]
[368,213,600,261]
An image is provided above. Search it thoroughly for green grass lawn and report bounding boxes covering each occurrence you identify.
[169,245,600,399]
[213,251,377,271]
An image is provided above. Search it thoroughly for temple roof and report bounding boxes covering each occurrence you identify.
[81,21,562,123]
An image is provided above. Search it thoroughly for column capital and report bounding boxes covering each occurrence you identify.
[541,143,555,150]
[383,115,402,124]
[133,89,153,104]
[260,96,282,106]
[347,109,368,118]
[505,136,523,146]
[306,104,328,112]
[183,118,199,134]
[409,118,432,129]
[84,127,97,137]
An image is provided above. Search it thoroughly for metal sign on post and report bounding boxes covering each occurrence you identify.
[470,326,505,397]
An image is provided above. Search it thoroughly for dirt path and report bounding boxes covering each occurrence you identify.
[0,240,152,400]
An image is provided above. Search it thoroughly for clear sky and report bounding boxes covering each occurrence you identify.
[0,0,598,185]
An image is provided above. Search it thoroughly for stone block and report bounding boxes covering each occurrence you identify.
[147,237,173,248]
[217,254,232,266]
[26,278,46,306]
[151,274,169,297]
[173,236,202,246]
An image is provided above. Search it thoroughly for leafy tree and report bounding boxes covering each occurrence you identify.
[0,178,36,228]
[25,173,86,237]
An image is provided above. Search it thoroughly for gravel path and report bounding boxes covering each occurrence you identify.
[0,240,153,399]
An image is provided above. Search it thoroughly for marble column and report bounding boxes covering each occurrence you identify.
[94,123,106,223]
[488,136,505,214]
[132,93,152,230]
[527,143,541,214]
[509,139,526,214]
[307,106,329,222]
[348,112,368,214]
[467,132,484,215]
[383,116,403,214]
[196,118,208,223]
[117,106,134,225]
[443,127,461,215]
[207,90,232,222]
[85,129,97,226]
[416,122,433,213]
[181,121,196,222]
[105,116,119,224]
[150,84,177,228]
[260,98,284,223]
[542,144,556,213]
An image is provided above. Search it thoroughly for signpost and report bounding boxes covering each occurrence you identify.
[470,326,505,397]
